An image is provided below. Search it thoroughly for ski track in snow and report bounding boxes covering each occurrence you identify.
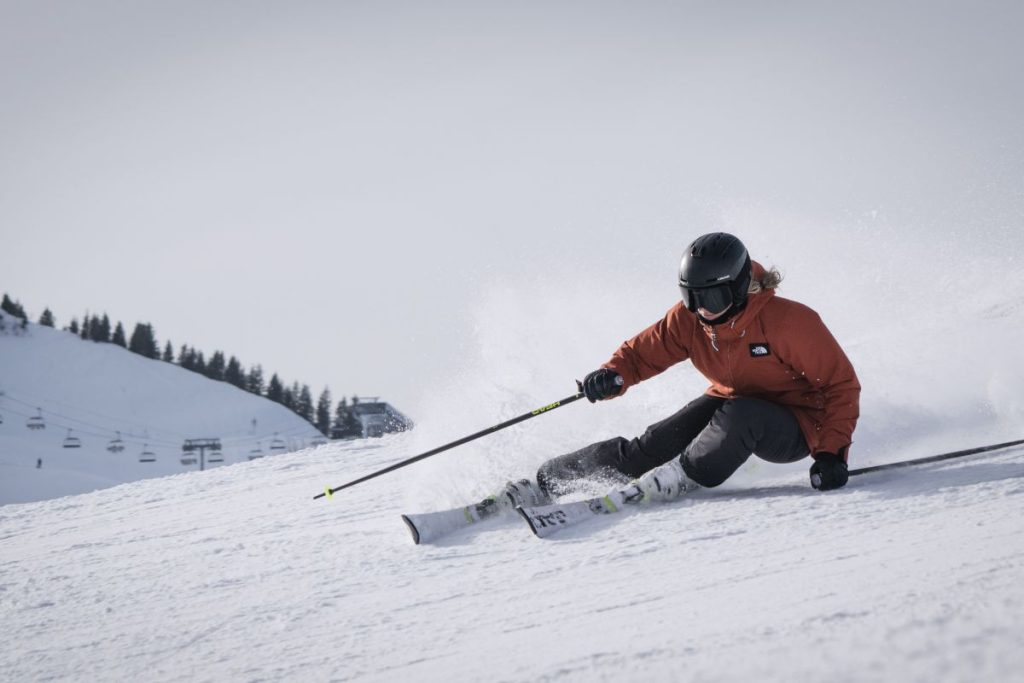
[2,438,1023,682]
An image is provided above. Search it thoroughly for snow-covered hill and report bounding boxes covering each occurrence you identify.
[3,227,1023,680]
[3,233,1022,680]
[2,433,1022,681]
[0,313,324,505]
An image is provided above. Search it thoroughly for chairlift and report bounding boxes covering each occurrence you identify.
[26,408,46,431]
[270,433,286,453]
[180,452,197,465]
[63,429,82,449]
[107,431,125,453]
[248,441,264,460]
[139,445,156,463]
[208,449,224,464]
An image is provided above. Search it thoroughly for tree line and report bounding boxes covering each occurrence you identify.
[2,293,364,438]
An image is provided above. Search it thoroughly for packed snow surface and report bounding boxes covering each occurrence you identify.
[2,434,1023,681]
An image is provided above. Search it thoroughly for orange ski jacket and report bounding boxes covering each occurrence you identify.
[603,263,861,460]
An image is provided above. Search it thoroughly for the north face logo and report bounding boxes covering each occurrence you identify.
[749,343,771,357]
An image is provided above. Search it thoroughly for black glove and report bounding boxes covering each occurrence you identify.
[810,452,849,491]
[582,368,623,403]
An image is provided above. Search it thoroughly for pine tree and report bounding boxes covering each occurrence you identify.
[162,341,174,362]
[1,294,27,319]
[80,315,91,340]
[112,322,128,347]
[266,373,284,402]
[178,344,191,368]
[225,356,245,389]
[332,398,348,437]
[297,384,314,422]
[193,350,207,375]
[128,323,160,358]
[67,318,80,335]
[38,308,55,327]
[281,384,296,410]
[247,365,265,395]
[207,351,226,381]
[96,314,112,343]
[345,403,363,437]
[316,388,332,436]
[332,398,363,439]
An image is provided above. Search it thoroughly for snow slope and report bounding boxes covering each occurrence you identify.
[2,434,1022,682]
[0,313,324,505]
[2,224,1023,680]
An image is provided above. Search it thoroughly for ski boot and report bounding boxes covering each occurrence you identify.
[499,478,551,510]
[634,458,697,502]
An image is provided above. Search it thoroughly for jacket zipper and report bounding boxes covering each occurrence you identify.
[725,321,736,388]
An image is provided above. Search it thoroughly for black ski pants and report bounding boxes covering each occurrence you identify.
[536,395,810,496]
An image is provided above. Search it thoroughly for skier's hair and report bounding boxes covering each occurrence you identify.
[749,266,783,293]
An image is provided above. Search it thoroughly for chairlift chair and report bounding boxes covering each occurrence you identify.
[107,431,125,453]
[248,442,264,460]
[270,433,286,453]
[26,409,45,431]
[180,452,197,465]
[208,449,224,463]
[63,429,82,449]
[139,445,156,463]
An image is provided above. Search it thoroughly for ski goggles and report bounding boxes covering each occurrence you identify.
[680,283,733,315]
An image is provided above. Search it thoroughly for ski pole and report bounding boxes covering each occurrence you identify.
[849,437,1024,477]
[314,383,587,500]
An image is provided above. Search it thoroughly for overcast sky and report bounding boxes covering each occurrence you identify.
[3,1,1022,417]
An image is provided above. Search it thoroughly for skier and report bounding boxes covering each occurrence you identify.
[535,232,860,503]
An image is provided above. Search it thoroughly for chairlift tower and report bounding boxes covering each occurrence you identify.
[182,438,222,471]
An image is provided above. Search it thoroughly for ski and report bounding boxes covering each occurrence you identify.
[518,438,1024,539]
[517,484,645,539]
[407,438,1024,543]
[401,497,503,545]
[402,479,548,544]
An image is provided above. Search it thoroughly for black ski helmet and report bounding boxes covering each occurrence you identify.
[678,233,752,322]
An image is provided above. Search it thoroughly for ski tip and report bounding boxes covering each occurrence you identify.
[516,506,541,537]
[400,514,422,545]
